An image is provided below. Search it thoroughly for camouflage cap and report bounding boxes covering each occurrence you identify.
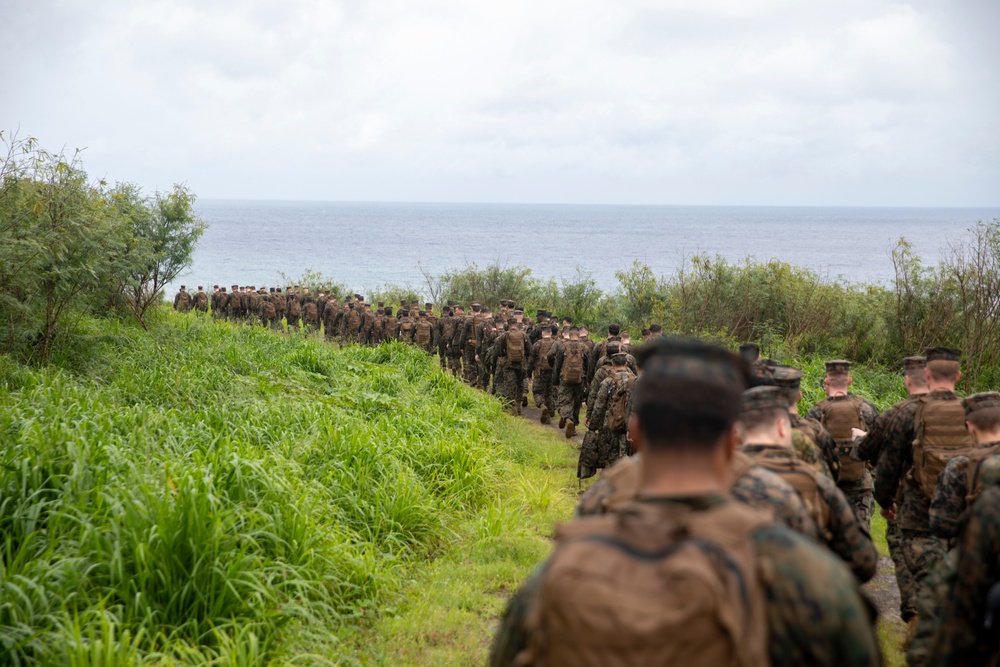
[446,300,456,307]
[902,356,927,371]
[231,284,238,289]
[825,359,852,374]
[963,392,1000,416]
[610,352,629,365]
[197,286,203,290]
[180,285,186,289]
[425,302,433,308]
[926,347,961,362]
[742,386,789,413]
[377,301,384,307]
[772,366,802,390]
[634,337,750,391]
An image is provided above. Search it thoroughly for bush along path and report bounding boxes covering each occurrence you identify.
[0,310,582,666]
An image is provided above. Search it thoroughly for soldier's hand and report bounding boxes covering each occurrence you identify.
[880,503,897,521]
[851,427,867,440]
[475,354,480,363]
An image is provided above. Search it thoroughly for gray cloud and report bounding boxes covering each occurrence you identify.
[2,0,996,205]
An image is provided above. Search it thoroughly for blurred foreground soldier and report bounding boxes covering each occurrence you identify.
[772,366,839,480]
[740,386,878,583]
[806,360,880,528]
[193,286,208,312]
[490,338,879,667]
[173,285,191,312]
[927,486,1000,665]
[854,355,928,623]
[875,347,972,641]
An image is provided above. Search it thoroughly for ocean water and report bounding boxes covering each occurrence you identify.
[171,201,1000,299]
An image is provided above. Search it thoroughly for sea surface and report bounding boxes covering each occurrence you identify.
[171,201,1000,299]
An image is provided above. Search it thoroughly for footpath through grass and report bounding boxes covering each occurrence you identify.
[0,310,580,665]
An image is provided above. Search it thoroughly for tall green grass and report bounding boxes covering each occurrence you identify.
[0,310,512,665]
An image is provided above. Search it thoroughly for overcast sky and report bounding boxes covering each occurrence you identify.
[2,0,997,206]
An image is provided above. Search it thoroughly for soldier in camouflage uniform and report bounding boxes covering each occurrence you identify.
[490,337,879,667]
[585,353,634,470]
[547,326,589,439]
[458,304,483,387]
[874,346,967,641]
[854,355,928,622]
[806,360,880,528]
[528,324,558,424]
[173,285,191,312]
[925,485,1000,665]
[487,320,530,415]
[741,386,878,583]
[773,366,839,480]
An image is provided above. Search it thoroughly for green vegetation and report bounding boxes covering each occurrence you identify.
[0,310,582,665]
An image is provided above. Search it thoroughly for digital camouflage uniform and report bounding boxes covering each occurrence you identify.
[548,339,589,428]
[173,288,191,313]
[789,413,840,481]
[575,453,820,541]
[856,391,927,621]
[874,390,962,620]
[925,486,1000,666]
[742,443,878,583]
[806,394,879,528]
[930,445,1000,542]
[584,368,633,469]
[528,337,557,419]
[487,329,530,415]
[490,494,880,667]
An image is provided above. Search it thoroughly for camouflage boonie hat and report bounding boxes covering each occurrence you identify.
[635,337,750,391]
[825,359,852,374]
[963,392,1000,416]
[902,356,926,371]
[926,347,961,362]
[742,386,789,413]
[772,366,802,390]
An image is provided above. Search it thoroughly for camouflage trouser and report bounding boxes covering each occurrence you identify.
[906,551,956,667]
[886,516,917,620]
[597,430,627,469]
[437,344,447,369]
[556,383,585,424]
[532,370,556,412]
[495,366,524,414]
[462,348,478,386]
[579,430,600,478]
[837,473,874,531]
[447,353,462,376]
[901,530,946,608]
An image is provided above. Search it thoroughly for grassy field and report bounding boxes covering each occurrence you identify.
[0,310,582,665]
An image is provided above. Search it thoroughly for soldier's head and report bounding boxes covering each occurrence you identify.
[541,326,553,339]
[455,305,465,315]
[641,329,651,342]
[611,352,628,369]
[738,342,760,363]
[621,332,631,345]
[606,343,621,358]
[649,324,663,338]
[567,326,580,340]
[384,307,393,317]
[901,356,928,395]
[418,310,426,318]
[376,308,384,315]
[739,386,792,447]
[425,302,433,311]
[823,360,852,396]
[607,323,621,337]
[514,310,523,322]
[630,338,749,478]
[471,303,482,313]
[197,286,203,292]
[964,392,1000,443]
[221,287,227,292]
[562,316,573,328]
[213,285,219,292]
[579,326,589,339]
[924,347,962,388]
[772,366,803,410]
[180,285,186,291]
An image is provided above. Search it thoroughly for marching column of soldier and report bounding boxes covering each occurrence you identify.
[174,284,1000,665]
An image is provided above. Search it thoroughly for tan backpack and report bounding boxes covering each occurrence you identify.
[522,499,771,667]
[606,371,636,435]
[561,341,585,385]
[304,301,318,323]
[536,337,555,372]
[822,396,867,482]
[415,320,432,344]
[749,449,832,543]
[261,300,276,320]
[506,328,525,366]
[911,396,975,498]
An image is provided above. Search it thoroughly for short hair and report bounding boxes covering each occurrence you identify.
[968,407,1000,432]
[633,372,743,453]
[928,360,960,382]
[563,317,573,325]
[608,323,621,336]
[740,406,788,434]
[827,374,850,389]
[649,324,663,334]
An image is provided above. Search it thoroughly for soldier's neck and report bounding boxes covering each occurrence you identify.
[639,449,730,496]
